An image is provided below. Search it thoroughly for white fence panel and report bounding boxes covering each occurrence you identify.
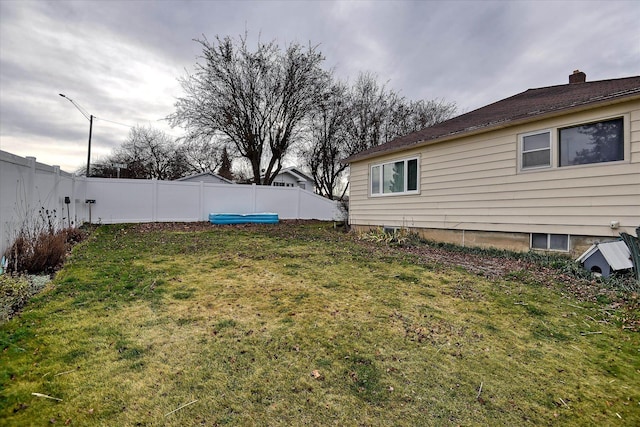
[299,188,343,220]
[157,181,201,222]
[87,179,154,223]
[203,183,254,215]
[255,186,299,218]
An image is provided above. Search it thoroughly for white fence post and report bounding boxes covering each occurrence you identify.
[251,184,257,213]
[152,179,158,222]
[71,175,77,227]
[199,181,204,221]
[26,156,36,212]
[53,165,61,228]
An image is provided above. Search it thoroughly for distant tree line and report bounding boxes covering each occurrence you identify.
[90,126,233,180]
[92,33,457,199]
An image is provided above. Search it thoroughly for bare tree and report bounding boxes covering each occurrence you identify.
[169,34,329,185]
[346,72,456,151]
[217,147,234,180]
[179,136,224,175]
[302,73,457,199]
[92,126,188,180]
[389,98,458,136]
[300,81,351,199]
[121,126,185,180]
[345,72,397,155]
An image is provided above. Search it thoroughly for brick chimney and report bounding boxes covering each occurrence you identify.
[569,70,586,84]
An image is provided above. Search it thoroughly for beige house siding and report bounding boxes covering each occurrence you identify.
[349,99,640,254]
[632,108,640,163]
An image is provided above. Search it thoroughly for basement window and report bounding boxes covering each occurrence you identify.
[370,157,419,196]
[531,233,569,251]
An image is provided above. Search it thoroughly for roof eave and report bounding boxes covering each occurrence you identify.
[343,93,640,164]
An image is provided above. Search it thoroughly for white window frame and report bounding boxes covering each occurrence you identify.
[530,233,570,252]
[370,156,420,197]
[519,129,552,170]
[518,114,629,173]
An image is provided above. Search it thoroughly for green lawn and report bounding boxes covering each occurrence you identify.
[1,222,638,426]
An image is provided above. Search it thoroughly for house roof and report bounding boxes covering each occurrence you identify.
[343,74,640,163]
[176,172,234,184]
[577,240,633,271]
[278,167,313,182]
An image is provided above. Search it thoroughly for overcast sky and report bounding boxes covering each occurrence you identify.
[1,0,638,173]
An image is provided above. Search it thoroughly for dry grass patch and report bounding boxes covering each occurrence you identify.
[1,222,638,426]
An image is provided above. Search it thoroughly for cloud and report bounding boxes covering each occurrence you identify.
[1,0,638,172]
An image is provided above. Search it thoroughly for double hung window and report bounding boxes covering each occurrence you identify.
[521,131,551,169]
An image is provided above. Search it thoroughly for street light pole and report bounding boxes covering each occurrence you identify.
[59,93,93,177]
[87,114,93,177]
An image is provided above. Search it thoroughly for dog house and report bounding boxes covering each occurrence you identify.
[576,240,633,278]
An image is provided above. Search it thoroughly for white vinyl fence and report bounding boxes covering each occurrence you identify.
[0,150,341,256]
[83,177,341,223]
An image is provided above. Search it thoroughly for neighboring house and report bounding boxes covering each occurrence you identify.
[343,71,640,255]
[271,167,314,191]
[176,172,234,184]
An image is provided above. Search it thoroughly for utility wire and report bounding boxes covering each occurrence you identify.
[68,99,91,121]
[61,94,180,138]
[94,116,134,128]
[61,94,132,128]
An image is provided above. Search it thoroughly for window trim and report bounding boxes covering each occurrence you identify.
[519,129,552,170]
[518,114,629,173]
[370,156,420,197]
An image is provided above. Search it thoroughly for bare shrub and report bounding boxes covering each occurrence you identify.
[3,208,87,275]
[6,232,66,274]
[64,227,88,245]
[358,227,417,246]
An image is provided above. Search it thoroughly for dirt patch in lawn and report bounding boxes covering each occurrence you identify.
[123,221,639,330]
